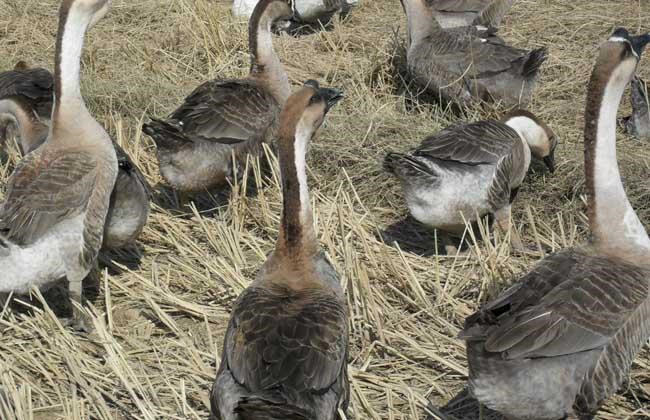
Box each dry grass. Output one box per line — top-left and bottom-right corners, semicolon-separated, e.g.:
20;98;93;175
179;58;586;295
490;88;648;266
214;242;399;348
0;0;650;418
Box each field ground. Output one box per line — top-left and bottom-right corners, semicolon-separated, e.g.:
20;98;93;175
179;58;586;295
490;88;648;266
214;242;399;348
1;0;650;418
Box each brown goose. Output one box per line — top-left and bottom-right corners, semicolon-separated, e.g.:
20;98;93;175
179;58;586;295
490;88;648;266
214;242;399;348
0;70;150;250
400;0;547;107
0;0;117;331
384;109;556;254
459;29;650;419
143;0;293;205
210;81;348;420
428;0;516;30
623;76;650;139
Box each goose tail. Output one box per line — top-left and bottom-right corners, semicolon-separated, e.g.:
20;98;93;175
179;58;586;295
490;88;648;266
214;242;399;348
142;117;188;150
234;397;310;420
522;47;548;78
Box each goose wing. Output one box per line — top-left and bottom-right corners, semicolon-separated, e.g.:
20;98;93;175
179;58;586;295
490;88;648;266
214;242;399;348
162;79;279;145
463;250;649;359
112;141;153;198
472;0;516;28
0;149;98;245
415;120;519;165
0;66;53;119
224;285;348;397
436;38;533;78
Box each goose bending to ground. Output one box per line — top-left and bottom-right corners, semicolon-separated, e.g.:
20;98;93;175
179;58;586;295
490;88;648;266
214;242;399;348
143;0;293;206
428;0;516;30
623;76;650;139
233;0;357;25
384;109;556;254
400;0;547;107
0;0;117;331
211;81;348;420
0;67;150;250
459;29;650;419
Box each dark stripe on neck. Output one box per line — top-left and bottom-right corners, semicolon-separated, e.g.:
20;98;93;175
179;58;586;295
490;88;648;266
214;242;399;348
248;0;277;74
54;0;74;115
278;134;304;251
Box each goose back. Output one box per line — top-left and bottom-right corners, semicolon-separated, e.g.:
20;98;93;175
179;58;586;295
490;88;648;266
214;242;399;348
0;63;53;120
427;0;516;29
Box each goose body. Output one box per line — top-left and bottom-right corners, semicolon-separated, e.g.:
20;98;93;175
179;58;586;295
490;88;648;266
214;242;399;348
0;0;117;330
143;0;293;199
0;66;150;250
233;0;357;23
385;110;555;251
428;0;516;30
459;29;650;419
401;0;547;106
211;81;348;420
624;76;650;139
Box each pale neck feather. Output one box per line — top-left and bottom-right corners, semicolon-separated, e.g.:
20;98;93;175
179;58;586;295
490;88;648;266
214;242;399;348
590;60;650;258
402;0;437;48
251;14;290;105
294;121;313;228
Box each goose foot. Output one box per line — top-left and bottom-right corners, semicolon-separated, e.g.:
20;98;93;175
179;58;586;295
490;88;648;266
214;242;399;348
61;312;92;333
63;275;92;333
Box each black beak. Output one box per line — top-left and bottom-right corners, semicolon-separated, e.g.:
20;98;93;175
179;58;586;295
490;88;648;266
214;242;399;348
543;154;555;173
630;33;650;58
319;88;344;111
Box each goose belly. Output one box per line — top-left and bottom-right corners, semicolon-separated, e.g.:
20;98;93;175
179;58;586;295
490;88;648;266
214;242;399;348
0;214;85;294
158;141;234;192
404;167;492;233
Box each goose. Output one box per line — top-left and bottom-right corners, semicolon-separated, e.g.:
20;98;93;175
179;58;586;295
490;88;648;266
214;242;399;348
458;29;650;419
210;80;348;420
0;0;117;331
623;76;650;139
400;0;547;107
233;0;357;25
0;68;150;250
143;0;293;206
384;109;556;254
428;0;516;30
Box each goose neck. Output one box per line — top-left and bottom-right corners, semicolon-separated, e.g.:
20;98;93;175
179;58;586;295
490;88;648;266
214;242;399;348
585;57;650;260
0;99;48;154
402;0;438;48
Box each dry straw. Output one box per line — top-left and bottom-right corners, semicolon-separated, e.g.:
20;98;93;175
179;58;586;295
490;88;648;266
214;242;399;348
0;0;649;418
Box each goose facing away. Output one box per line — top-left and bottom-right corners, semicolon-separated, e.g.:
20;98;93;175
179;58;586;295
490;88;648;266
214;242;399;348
384;109;556;253
427;0;516;30
400;0;547;107
211;81;348;420
623;76;650;139
0;0;117;331
459;29;650;419
0;67;150;250
143;0;293;204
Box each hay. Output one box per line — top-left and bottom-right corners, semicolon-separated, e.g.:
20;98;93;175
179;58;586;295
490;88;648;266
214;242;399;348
0;0;649;418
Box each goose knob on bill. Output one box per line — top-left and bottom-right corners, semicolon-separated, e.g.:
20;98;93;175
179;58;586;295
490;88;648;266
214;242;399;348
210;81;349;420
0;0;117;332
458;28;650;420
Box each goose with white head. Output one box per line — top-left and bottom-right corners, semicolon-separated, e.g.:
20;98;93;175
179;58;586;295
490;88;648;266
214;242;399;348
143;0;293;206
0;0;117;332
459;28;650;419
400;0;547;106
0;65;150;250
211;80;348;420
384;109;556;254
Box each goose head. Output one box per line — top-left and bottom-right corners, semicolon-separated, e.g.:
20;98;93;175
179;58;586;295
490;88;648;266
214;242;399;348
502;109;557;172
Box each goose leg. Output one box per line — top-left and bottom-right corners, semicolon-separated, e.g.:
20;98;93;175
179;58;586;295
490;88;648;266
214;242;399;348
494;205;526;253
62;272;91;333
177;191;189;208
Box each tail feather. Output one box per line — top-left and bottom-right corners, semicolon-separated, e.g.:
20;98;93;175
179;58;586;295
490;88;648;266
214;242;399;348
521;47;548;78
234;397;310;420
142;117;189;150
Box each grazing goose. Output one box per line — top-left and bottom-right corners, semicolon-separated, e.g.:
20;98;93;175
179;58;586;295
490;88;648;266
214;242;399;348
400;0;547;107
623;76;650;139
0;0;117;331
459;29;650;420
0;76;150;250
428;0;516;30
384;109;556;254
233;0;357;25
143;0;293;205
211;81;348;420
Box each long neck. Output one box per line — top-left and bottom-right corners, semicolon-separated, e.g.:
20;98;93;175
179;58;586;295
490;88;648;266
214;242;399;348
402;0;438;48
0;99;48;154
53;3;93;125
585;59;650;261
249;8;290;105
276;126;317;257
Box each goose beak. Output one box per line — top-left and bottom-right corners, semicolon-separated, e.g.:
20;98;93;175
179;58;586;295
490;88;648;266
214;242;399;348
320;88;344;112
543;154;555;173
630;33;650;58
